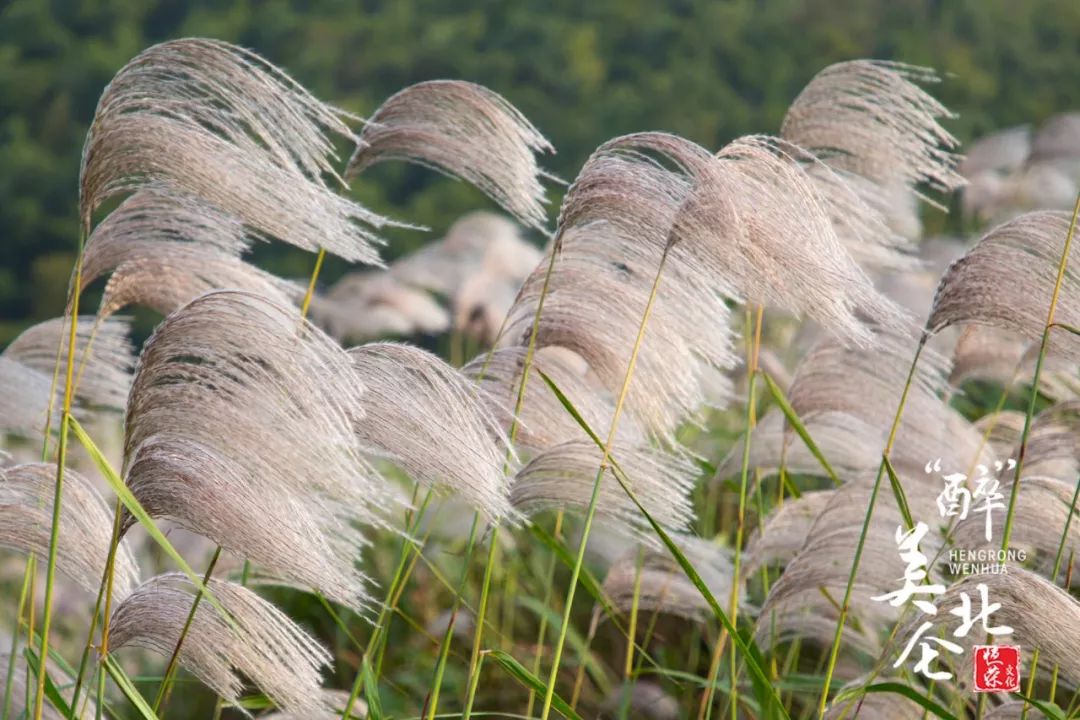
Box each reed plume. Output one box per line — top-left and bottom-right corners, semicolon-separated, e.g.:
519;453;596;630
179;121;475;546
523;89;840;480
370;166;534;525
723;332;992;480
781;60;963;204
897;569;1080;686
108;573;333;717
80;38;389;262
951;474;1080;584
0;463;139;600
310;271;449;342
122;290;399;609
602;537;734;622
80;190;301;317
759;485;945;657
928;211;1080;361
510;440;697;540
347;80;554;229
0;316;132;437
349;342;515;521
465;346;646;453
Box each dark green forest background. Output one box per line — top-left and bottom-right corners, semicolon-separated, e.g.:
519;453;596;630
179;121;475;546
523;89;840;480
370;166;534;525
2;0;1079;343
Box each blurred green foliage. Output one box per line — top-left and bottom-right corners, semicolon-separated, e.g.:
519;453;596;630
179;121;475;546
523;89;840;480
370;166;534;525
2;0;1080;343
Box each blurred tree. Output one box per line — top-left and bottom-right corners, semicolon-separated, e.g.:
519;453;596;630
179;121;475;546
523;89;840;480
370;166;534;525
1;0;1079;341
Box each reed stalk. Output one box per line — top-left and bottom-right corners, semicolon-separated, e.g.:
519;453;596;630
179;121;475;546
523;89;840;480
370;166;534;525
816;335;928;717
539;244;672;720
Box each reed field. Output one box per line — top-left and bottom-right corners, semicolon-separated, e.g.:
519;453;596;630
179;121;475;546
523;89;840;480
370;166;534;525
3;27;1080;720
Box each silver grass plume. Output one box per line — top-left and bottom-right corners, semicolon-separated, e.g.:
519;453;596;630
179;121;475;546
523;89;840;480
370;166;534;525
949;325;1080;400
123;290;399;609
722;332;993;480
108;573;332;717
4;315;133;410
781;60;963;205
745;490;835;575
0;316;132;437
348;342;515;521
928;211;1080;362
1021;401;1080;478
974;410;1028;460
569;131;908;345
0;463;139;600
503;223;736;439
599;682;679;720
824;689;923;720
80;38;388;263
759;484;945;656
80;190;301;317
464;345;647;453
390;211;532;296
309;272;449;342
715;410;882;481
951;475;1080;585
898;569;1080;686
670;134;911;346
510;440;697;542
981;701;1046;720
601;537;734;623
347;80;554;229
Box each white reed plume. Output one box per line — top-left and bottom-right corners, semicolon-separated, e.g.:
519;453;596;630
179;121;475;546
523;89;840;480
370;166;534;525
348;80;554;229
349;342;515;521
109;573;333;717
122;290;401;610
80;38;389;262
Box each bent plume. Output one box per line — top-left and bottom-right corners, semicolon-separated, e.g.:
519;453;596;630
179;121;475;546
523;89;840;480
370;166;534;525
122;290;400;610
80;38;389;263
348;80;555;230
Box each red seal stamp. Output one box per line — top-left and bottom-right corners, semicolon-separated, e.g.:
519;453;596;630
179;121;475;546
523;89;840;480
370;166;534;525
972;645;1020;692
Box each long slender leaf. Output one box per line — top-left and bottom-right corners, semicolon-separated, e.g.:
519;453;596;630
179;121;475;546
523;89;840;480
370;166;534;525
68;416;233;623
21;648;72;720
837;682;957;720
362;657;383;720
487;650;582;720
882;455;915;530
759;370;840;487
104;656;159;720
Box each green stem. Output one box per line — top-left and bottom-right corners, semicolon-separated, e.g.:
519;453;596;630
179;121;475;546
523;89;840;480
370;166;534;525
1;552;34;720
34;226;86;720
540;244;671;720
1001;193;1080;551
459;243;562;718
816;336;927;717
525;512;564;717
154;547;222;715
425;516;480;720
462;527;499;718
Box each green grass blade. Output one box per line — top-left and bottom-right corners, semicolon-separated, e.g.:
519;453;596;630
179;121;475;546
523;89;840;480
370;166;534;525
536;369;790;719
882;455;915;531
21;648;71;720
1010;691;1067;719
839;683;957;720
104;656;159;720
362;657;383;720
515;597;611;696
759;371;840;486
488;650;582;720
